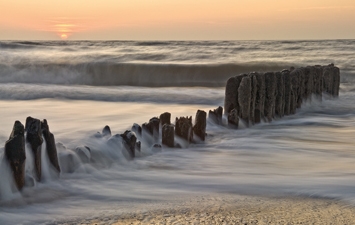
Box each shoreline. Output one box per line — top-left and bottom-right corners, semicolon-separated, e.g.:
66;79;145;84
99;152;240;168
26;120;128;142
56;193;355;225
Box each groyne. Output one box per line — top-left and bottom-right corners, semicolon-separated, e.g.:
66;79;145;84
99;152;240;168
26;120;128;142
224;64;340;126
1;64;340;195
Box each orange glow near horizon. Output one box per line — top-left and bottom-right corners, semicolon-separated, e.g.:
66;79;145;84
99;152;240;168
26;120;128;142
60;34;68;40
0;0;354;40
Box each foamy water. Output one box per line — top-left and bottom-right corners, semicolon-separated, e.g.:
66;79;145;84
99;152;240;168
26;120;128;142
1;40;355;224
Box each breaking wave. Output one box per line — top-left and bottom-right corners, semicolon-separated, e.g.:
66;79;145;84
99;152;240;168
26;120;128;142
0;62;294;87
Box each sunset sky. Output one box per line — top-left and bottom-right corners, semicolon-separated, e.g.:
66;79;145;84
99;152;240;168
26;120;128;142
0;0;354;40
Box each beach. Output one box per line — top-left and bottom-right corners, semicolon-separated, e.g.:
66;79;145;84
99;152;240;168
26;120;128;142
57;193;355;225
1;40;355;224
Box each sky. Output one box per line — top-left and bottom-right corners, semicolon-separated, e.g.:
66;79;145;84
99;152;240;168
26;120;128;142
0;0;354;40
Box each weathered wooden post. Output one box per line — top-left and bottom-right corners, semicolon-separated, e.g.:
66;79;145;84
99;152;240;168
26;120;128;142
296;68;305;108
254;72;265;123
162;124;175;147
5;121;26;190
193;110;207;141
264;72;277;122
41;119;61;175
249;73;258;125
283;69;292;115
228;108;239;128
208;106;223;125
302;66;314;101
120;130;137;159
224;76;238;114
290;69;299;114
175;116;193;143
238;76;251;125
275;71;285;117
142;117;160;143
25;117;43;181
102;125;111;137
159;112;171;126
314;65;323;99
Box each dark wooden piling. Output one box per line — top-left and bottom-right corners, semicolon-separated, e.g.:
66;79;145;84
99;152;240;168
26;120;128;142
228;108;239;128
314;65;323;99
175;116;193;143
132;123;142;136
254;72;265;123
275;71;285;117
142;117;160;142
283;70;292;115
159;112;171;126
322;64;335;96
264;72;277;122
120;130;137;158
102;125;112;137
208;106;223;125
5;121;26;190
332;66;340;96
289;69;299;114
303;66;314;101
193;110;207;141
162;124;175;147
41;119;61;175
25;117;43;181
249;73;258;125
238;76;251;125
224;76;238;114
296;68;305;108
224;75;247;115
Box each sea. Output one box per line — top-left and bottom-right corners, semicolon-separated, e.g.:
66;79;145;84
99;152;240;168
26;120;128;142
0;40;355;224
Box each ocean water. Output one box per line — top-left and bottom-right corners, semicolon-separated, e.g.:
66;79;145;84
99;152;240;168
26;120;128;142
1;40;355;224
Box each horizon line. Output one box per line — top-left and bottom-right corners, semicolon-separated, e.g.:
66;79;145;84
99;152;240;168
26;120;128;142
1;38;354;42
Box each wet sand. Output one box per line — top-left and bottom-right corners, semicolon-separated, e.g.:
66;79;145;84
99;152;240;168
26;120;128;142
59;194;355;225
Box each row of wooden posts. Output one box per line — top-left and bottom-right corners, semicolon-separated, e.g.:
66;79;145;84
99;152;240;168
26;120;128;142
3;64;340;192
4;117;60;191
224;64;340;127
3;111;210;191
132;110;208;148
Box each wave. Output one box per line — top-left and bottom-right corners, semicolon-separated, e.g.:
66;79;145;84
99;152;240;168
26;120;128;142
2;40;355;87
0;84;225;104
0;62;294;87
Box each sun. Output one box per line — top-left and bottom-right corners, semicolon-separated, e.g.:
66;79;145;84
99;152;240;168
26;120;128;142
60;34;68;40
